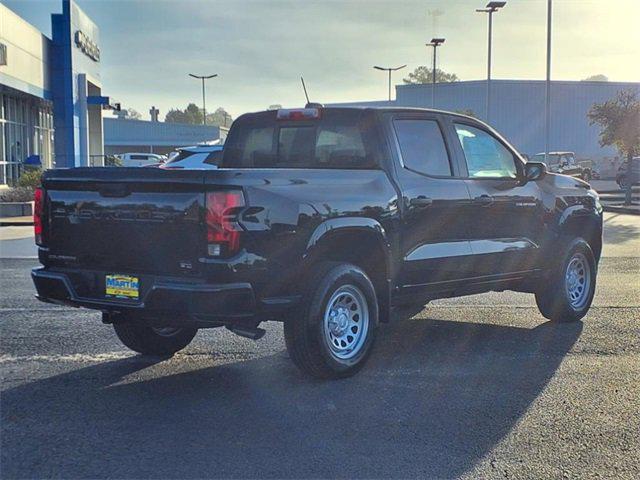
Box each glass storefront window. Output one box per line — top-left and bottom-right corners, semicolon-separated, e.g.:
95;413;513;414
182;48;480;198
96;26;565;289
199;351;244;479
0;88;53;185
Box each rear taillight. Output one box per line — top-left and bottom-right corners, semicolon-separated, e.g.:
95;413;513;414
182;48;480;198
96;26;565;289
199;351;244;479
205;191;245;257
34;187;44;246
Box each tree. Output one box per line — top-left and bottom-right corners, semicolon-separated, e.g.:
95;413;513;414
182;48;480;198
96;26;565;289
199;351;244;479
165;103;203;125
588;89;640;205
205;107;233;127
582;74;609;82
403;67;459;84
126;108;142;120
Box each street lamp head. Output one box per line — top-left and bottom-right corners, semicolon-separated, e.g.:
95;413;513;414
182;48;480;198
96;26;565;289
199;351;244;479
428;38;445;47
374;65;407;72
486;1;506;10
188;73;218;79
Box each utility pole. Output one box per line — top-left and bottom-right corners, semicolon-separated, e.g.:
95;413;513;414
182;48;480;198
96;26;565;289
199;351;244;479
188;73;218;125
426;38;445;108
476;2;506;122
373;65;407;101
545;0;552;163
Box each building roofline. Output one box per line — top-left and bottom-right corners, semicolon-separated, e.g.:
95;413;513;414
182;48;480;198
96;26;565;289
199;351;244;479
398;79;640;88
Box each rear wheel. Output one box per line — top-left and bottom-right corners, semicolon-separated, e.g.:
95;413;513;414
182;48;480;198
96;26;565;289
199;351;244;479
284;262;379;379
535;238;597;322
113;322;197;355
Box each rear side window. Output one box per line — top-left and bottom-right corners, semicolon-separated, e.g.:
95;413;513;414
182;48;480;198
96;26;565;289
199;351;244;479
130;155;150;160
222;111;374;169
393;119;452;176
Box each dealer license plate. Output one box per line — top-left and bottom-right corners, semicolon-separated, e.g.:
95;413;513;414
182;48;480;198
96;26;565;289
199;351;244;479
105;274;139;299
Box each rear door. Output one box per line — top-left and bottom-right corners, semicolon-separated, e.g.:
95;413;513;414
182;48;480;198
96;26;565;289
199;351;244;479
450;120;544;277
388;112;473;296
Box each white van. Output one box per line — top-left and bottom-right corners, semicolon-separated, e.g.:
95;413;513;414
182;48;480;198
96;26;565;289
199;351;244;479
116;153;166;167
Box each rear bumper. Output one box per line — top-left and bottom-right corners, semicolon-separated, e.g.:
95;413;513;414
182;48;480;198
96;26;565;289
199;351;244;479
31;267;290;322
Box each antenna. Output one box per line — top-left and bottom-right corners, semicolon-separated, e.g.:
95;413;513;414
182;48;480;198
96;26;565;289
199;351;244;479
301;77;310;104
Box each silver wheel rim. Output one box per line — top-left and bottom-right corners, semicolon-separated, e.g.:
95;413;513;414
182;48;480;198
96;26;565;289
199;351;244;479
565;252;591;309
151;327;181;337
323;284;369;360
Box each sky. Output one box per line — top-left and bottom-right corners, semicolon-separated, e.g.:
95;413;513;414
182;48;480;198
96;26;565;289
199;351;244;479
4;0;640;120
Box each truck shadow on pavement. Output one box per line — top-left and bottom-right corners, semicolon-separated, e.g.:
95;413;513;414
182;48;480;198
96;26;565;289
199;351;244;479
1;315;582;479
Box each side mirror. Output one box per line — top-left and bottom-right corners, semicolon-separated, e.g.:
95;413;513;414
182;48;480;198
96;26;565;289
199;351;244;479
524;161;547;182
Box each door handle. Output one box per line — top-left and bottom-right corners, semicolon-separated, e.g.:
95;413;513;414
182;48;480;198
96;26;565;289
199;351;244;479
473;194;494;206
410;196;433;208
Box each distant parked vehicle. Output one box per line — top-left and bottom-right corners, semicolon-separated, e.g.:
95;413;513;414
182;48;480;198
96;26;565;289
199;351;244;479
116;153;166;167
616;157;640;189
531;151;592;181
160;144;223;170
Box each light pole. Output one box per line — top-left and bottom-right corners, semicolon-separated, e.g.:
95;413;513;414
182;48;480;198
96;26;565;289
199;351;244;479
188;73;218;125
544;0;552;163
373;65;407;101
476;1;506;122
426;38;445;108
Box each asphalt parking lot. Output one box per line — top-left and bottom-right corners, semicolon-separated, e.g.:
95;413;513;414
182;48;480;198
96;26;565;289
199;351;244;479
1;213;638;479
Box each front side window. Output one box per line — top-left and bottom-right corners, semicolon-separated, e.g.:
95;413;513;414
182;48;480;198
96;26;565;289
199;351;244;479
454;124;518;178
393;119;452;176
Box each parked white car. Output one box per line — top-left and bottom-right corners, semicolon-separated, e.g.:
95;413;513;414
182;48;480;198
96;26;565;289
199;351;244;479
160;144;223;169
116;153;166;167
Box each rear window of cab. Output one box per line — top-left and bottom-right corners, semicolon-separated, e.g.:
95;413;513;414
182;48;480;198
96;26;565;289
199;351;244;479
221;110;377;169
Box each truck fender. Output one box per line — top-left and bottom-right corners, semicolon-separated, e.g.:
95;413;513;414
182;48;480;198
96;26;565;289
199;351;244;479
303;217;393;321
304;217;391;261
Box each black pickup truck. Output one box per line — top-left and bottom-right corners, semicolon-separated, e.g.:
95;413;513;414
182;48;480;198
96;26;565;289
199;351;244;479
32;107;603;378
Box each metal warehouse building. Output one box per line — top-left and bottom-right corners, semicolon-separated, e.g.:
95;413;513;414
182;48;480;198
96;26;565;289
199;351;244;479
336;79;640;170
103;118;226;156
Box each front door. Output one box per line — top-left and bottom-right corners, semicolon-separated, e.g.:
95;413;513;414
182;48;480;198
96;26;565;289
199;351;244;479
389;114;473;296
450;121;544;277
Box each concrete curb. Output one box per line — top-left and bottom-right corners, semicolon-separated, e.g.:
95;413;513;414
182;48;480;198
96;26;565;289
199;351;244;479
0;221;34;226
602;205;640;216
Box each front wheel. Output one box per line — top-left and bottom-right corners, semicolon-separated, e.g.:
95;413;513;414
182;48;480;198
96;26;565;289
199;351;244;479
113;322;197;356
535;238;597;322
284;262;379;379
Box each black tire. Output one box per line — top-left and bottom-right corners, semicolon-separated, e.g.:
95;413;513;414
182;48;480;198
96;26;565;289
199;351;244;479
535;238;597;323
113;322;197;356
284;262;379;379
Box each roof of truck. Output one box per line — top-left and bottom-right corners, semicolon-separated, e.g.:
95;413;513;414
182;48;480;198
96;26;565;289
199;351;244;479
242;106;482;123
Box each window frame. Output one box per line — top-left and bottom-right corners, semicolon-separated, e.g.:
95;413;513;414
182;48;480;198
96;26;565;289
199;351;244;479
389;113;459;179
450;118;525;181
222;110;379;170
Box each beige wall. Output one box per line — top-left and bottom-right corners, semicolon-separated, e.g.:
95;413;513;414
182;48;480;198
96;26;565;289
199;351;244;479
0;4;51;95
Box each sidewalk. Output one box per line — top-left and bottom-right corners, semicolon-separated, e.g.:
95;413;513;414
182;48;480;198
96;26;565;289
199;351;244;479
598;188;640;216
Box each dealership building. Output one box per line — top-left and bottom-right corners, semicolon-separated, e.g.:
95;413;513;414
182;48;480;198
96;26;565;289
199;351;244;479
0;0;222;186
0;0;109;186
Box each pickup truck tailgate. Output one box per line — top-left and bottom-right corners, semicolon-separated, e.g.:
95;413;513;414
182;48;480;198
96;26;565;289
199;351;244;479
42;168;206;275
